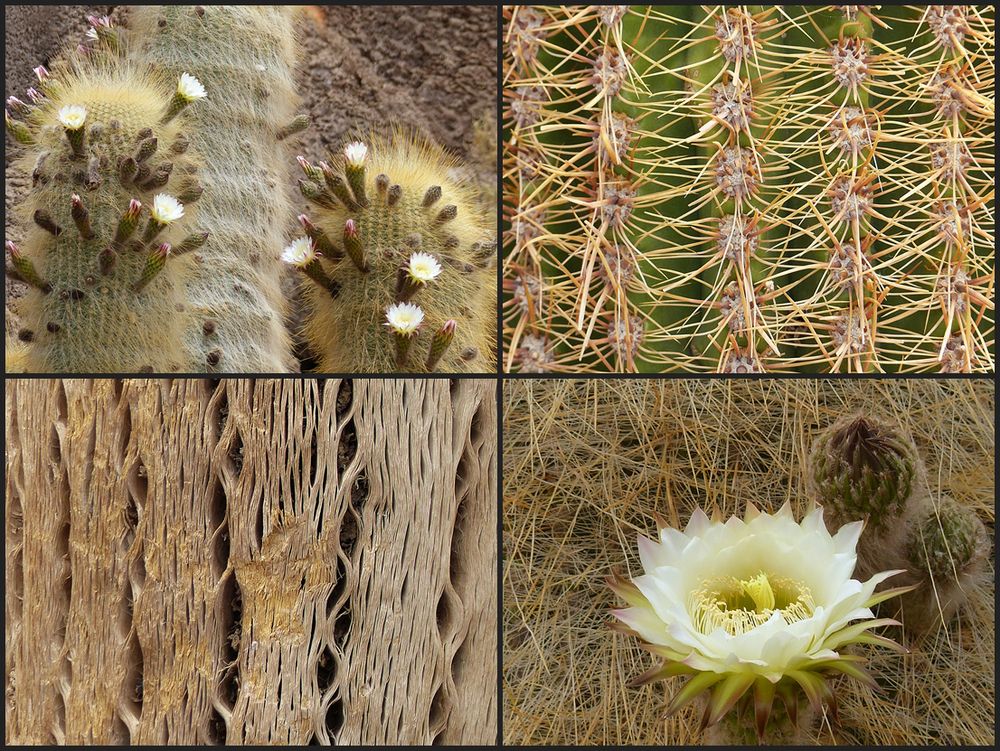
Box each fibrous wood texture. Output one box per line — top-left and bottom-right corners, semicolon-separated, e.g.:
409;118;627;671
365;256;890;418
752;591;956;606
503;378;994;746
5;378;497;745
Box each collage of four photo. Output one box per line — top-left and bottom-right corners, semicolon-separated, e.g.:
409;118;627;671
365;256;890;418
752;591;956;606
3;4;995;748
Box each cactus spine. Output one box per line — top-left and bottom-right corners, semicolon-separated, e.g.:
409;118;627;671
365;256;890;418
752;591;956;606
5;33;204;372
291;131;496;373
126;5;300;371
502;5;995;373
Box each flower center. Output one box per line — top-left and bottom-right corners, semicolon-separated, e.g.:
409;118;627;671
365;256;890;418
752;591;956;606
689;571;815;636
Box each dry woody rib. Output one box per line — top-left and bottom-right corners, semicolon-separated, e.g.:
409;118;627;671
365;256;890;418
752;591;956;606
5;378;497;745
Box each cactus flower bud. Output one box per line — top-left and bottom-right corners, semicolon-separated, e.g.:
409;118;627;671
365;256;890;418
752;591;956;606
6;96;30;118
70;194;93;239
343;141;369;207
320;162;361;211
276;114;311;141
426;319;457;370
299;179;338;210
5;110;34;144
297;155;324;182
114;199;143;246
343;219;369;273
33;66;50;82
173;231;209;256
299;214;342;260
6;240;52;293
133;243;171;292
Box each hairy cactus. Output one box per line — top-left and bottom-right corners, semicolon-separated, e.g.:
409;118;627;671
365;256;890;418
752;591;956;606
900;495;988;632
806;414;920;539
5;41;205;372
289;131;496;373
6;6;306;373
124;5;302;372
502;5;995;373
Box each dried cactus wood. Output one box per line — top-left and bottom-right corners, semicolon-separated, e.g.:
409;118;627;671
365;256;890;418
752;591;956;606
291;131;497;373
127;6;300;372
502;5;996;373
5;378;497;745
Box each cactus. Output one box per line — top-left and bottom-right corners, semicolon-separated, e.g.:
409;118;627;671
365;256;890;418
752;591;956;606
806;413;920;558
900;495;988;632
289;131;496;373
502;5;995;373
5;39;205;372
125;5;301;372
6;6;305;372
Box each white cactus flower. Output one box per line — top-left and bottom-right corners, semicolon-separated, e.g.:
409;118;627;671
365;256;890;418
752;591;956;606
610;503;911;735
150;194;185;224
57;105;87;130
407;252;442;283
344;141;368;166
384;302;424;336
282;237;316;267
176;73;207;102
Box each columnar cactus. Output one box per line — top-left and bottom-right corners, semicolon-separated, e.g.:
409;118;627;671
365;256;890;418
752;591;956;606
124;5;303;371
502;5;995;373
5;27;206;372
289;131;496;373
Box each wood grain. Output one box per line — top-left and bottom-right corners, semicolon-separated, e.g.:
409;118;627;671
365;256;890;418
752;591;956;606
5;378;497;745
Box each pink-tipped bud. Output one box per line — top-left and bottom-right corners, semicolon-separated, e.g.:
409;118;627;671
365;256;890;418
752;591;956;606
297;155;323;181
6;96;29;117
426;319;458;370
70;193;93;240
125;198;142;220
34;66;49;82
26;88;45;104
343;219;368;273
6;240;52;293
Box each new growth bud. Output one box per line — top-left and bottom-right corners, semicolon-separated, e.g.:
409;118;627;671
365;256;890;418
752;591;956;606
6;240;52;293
343;141;369;207
343;219;368;273
425;319;457;370
132;243;171;292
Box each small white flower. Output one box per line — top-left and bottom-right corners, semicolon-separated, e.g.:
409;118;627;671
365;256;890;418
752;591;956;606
385;302;424;335
57;105;87;130
176;73;207;102
151;194;184;224
282;237;316;267
407;252;442;283
344;141;368;167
